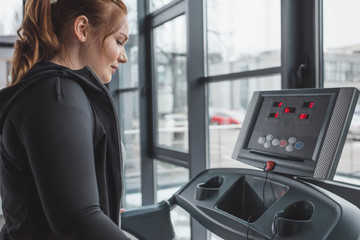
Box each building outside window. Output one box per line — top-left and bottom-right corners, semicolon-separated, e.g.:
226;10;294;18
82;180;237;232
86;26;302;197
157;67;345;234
0;0;22;36
206;0;281;76
149;0;174;12
208;76;281;171
154;15;189;152
323;0;360;185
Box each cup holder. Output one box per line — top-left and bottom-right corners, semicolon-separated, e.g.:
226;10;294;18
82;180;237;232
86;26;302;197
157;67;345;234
272;201;314;237
217;176;288;223
195;176;224;201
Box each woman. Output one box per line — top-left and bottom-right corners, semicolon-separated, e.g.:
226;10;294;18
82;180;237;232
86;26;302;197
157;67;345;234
0;0;131;239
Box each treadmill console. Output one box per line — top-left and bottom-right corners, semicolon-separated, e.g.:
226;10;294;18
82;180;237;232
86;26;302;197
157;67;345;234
232;88;359;179
122;88;360;240
173;88;360;240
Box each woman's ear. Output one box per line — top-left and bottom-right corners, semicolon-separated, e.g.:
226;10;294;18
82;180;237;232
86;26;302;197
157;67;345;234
73;15;90;42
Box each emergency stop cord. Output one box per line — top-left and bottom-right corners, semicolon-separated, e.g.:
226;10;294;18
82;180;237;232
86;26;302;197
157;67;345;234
246;161;276;240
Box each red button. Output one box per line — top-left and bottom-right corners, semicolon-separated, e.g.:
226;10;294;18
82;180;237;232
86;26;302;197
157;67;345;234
279;140;287;147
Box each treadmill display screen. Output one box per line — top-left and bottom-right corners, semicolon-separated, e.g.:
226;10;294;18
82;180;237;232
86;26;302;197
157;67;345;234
246;95;331;161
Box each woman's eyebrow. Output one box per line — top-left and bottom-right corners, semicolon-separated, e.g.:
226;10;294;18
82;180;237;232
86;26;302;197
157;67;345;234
120;33;129;42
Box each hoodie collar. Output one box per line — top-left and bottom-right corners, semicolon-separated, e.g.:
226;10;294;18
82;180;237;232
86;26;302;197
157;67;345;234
0;61;106;134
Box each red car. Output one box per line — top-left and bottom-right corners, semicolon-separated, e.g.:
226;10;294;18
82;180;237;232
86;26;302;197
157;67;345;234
210;111;244;125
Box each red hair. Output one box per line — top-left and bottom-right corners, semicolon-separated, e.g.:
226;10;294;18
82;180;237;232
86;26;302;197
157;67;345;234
10;0;127;85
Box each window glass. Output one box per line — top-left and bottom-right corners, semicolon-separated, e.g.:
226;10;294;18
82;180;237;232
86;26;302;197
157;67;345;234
323;0;360;184
208;75;281;169
154;15;188;151
120;92;142;209
149;0;174;12
119;0;139;89
0;0;22;36
117;0;141;210
206;0;281;76
0;61;10;89
155;160;190;239
0;0;22;88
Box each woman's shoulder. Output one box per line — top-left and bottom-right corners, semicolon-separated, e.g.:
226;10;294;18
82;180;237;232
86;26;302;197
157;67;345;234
20;61;101;100
21;73;87;103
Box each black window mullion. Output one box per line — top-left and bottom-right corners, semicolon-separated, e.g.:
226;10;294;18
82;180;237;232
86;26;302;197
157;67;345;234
203;67;282;83
152;147;189;168
150;0;186;28
187;0;208;239
138;0;156;205
281;0;319;89
115;87;139;94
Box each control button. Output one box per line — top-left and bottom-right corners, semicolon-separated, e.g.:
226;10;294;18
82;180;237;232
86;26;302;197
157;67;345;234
264;142;271;148
295;142;304;149
258;137;266;144
288;137;297;144
279;140;287;147
266;134;274;141
272;139;280;146
286;145;294;152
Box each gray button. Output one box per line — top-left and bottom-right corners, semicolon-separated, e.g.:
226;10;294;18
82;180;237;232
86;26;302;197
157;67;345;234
272;139;280;146
286;145;294;152
258;137;266;144
266;134;274;141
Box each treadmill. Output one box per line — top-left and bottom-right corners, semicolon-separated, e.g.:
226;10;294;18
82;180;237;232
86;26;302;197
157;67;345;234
121;87;360;240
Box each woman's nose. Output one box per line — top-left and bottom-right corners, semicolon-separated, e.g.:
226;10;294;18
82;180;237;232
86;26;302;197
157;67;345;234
118;50;128;63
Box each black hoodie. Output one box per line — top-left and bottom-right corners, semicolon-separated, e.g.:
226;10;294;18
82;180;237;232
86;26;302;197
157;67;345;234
0;61;129;239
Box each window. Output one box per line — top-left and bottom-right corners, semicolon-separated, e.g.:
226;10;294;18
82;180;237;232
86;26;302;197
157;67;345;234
0;61;10;89
205;0;282;169
120;0;139;89
155;160;190;240
323;0;360;184
154;15;188;152
206;0;281;76
149;0;175;12
121;92;141;209
0;0;22;36
208;76;281;168
117;0;142;209
0;0;22;89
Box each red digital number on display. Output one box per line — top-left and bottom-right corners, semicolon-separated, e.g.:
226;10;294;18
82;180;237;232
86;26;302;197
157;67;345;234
299;114;309;120
273;102;283;107
303;102;314;108
269;113;279;118
284;107;296;113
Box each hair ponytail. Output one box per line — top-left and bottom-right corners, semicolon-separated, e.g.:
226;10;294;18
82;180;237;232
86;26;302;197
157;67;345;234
10;0;61;85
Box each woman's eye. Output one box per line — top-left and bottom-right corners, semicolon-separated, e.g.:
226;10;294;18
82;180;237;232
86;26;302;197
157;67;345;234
116;40;123;46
